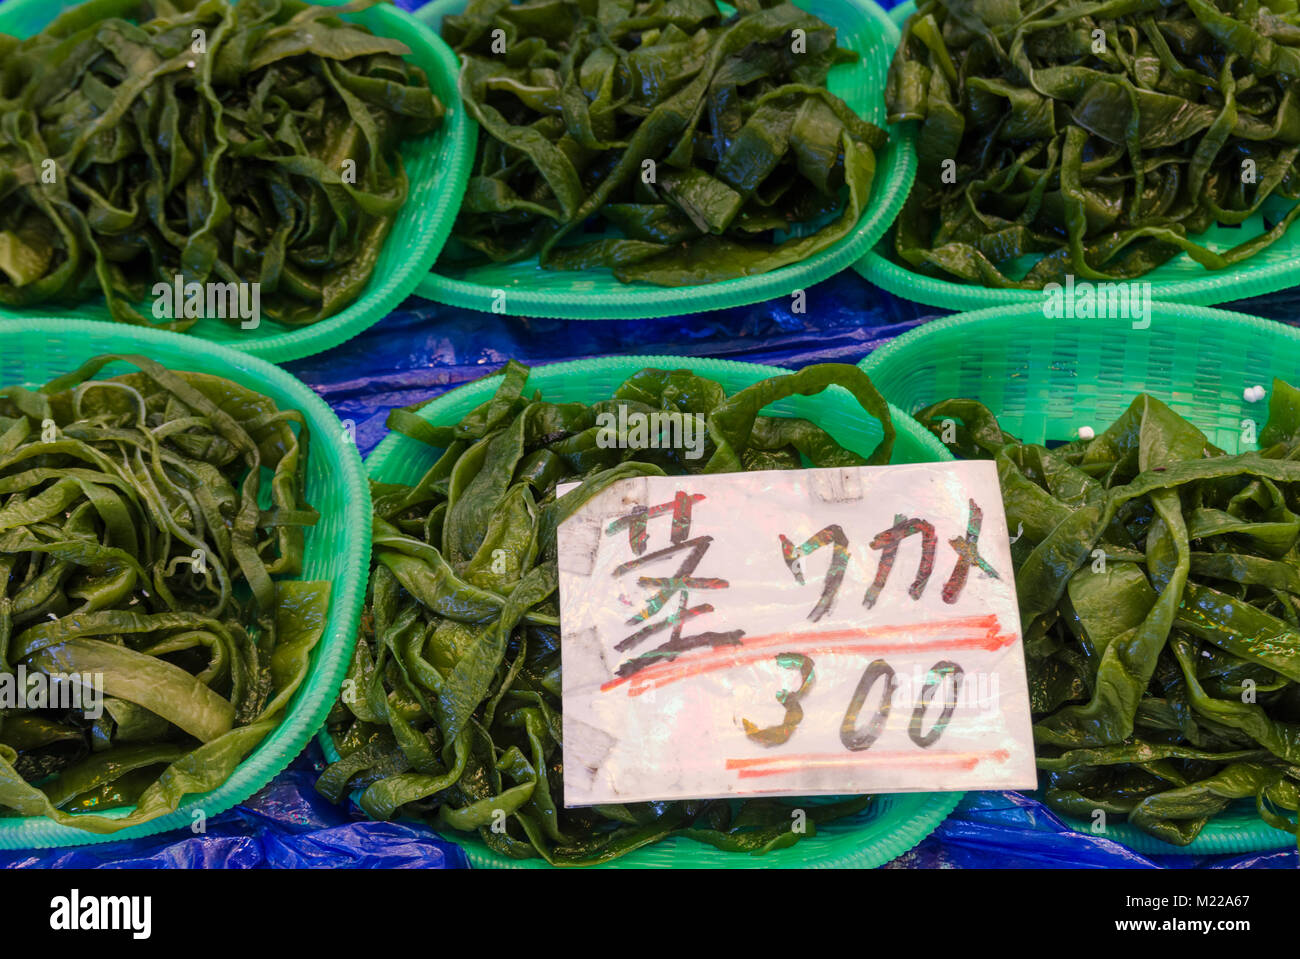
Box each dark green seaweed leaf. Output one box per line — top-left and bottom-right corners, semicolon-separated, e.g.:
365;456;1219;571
319;360;891;864
438;0;885;284
886;0;1300;287
0;354;329;832
918;387;1300;847
0;0;442;329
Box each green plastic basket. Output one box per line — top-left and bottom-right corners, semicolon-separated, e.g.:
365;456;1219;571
853;0;1300;313
860;301;1300;854
1076;803;1295;856
0;0;475;364
411;0;917;319
0;318;371;849
319;354;960;868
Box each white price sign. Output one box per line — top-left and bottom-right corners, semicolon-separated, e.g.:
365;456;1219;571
557;461;1037;806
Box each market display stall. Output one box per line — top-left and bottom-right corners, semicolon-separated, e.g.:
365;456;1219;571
0;0;1296;871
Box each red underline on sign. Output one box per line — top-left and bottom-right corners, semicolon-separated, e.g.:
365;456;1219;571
723;749;1012;779
599;615;1016;697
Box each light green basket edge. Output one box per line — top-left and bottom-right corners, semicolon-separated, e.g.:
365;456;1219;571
410;0;919;319
447;792;965;869
852;0;1300;313
859;299;1300;856
0;0;477;365
317;353;961;868
1061;811;1297;856
0;317;372;849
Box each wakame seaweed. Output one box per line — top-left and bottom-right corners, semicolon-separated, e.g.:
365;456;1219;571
0;0;442;329
437;0;887;285
0;354;329;831
886;0;1300;287
318;360;896;864
918;388;1300;847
